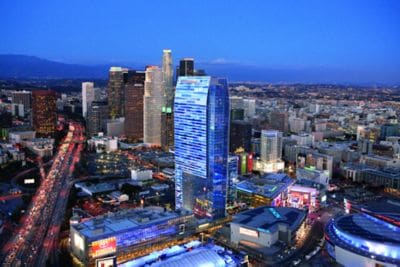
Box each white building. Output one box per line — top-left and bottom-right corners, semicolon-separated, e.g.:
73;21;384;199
9;131;36;144
243;99;256;119
291;133;314;147
82;82;95;118
144;66;164;145
261;130;282;162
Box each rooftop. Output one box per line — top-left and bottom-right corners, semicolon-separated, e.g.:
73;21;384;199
236;173;294;199
233;206;306;234
72;207;179;240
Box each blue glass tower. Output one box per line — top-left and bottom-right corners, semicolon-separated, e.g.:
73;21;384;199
174;76;230;219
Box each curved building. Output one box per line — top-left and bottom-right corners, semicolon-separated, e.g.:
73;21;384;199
174;76;230;219
325;212;400;267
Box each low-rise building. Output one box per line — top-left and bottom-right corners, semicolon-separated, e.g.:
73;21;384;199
70;207;194;264
231;206;306;248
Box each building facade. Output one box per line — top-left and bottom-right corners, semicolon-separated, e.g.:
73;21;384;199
32;90;57;137
161;49;174;150
144;66;164;145
82;82;95;118
174;76;230;219
87;101;108;136
108;67;127;119
261;130;283;162
124;70;145;142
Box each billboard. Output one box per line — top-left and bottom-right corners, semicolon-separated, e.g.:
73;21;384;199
95;256;116;267
239;227;258;238
91;237;117;258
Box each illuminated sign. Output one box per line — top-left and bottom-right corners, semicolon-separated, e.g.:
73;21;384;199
95;256;116;267
239;227;259;238
24;178;35;184
91;237;117;258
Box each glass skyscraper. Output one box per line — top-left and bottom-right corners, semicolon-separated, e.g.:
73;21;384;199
174;76;230;219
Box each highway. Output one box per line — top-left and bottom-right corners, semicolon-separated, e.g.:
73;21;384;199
1;122;84;266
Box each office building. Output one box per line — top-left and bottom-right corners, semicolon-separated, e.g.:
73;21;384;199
174;76;230;219
144;66;164;145
106;117;125;137
270;111;289;133
108;67;128;119
261;130;282;162
178;58;194;77
82;82;95;118
11;90;31;111
380;124;399;140
243;99;256;119
32;90;57;137
87;101;108;136
124;70;145;142
161;49;174;150
230;120;252;152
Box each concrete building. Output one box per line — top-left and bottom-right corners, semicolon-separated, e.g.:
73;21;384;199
231;206;306;248
82;82;95;118
144;66;164;145
124;70;145;142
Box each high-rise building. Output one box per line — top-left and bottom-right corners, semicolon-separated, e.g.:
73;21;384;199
32;90;57;137
108;67;128;119
261;130;283;162
175;76;230;219
243;99;256;119
178;58;194;77
161;49;174;150
124;70;145;142
82;82;95;118
230;120;252;152
11;90;31;111
270;111;289;133
87;101;108;136
144;66;164;145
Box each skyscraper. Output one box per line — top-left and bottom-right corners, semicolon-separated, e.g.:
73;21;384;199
32;90;57;137
87;101;108;136
175;76;230;219
143;66;164;145
108;67;128;119
179;58;194;77
261;130;283;162
161;49;174;150
82;82;95;118
124;70;145;142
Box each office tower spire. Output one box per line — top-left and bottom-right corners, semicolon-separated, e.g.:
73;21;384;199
161;49;174;150
174;76;230;219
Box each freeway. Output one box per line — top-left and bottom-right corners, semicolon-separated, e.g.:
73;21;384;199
1;122;84;266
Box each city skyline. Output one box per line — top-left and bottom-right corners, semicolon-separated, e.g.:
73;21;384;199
1;1;400;84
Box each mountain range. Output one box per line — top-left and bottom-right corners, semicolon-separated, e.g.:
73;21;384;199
0;54;398;85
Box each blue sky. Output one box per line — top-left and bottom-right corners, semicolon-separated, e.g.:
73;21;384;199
1;0;399;83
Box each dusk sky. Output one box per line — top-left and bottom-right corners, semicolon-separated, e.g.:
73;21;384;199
1;0;399;83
